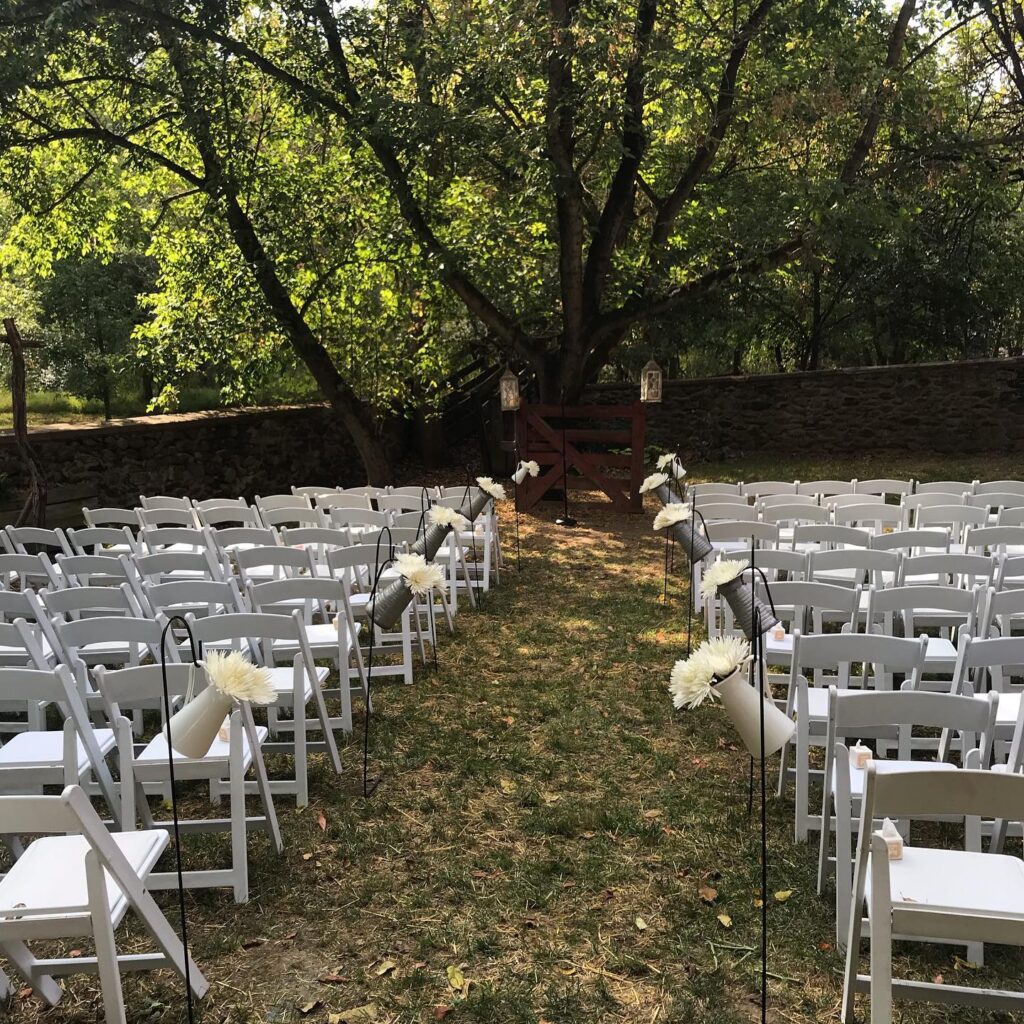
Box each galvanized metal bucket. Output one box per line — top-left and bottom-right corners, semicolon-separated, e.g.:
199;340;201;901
365;577;414;630
719;574;779;639
669;517;714;563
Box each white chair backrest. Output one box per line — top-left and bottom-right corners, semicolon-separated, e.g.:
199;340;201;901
704;521;779;547
0;552;55;590
291;485;343;498
903;493;967;518
137;507;196;529
832;503;906;532
830;492;884;509
139;526;209;554
976;479;1024;495
259;506;325;529
758;493;819;509
759;503;830;526
792;630;927;689
142;578;246;619
761;580;861;633
234;544;314;584
254;494;312;512
389;486;436;499
901;553;995;588
808;547;900;588
915;480;977;495
870;529;950;554
140;494;192;511
54;553;131;588
131;549;223;584
964;526;1024;555
40;582;141;619
206;526;280;552
966;491;1024;512
691;491;749;507
3;526;73;558
377;494;432;513
951;633;1024;695
689;481;742;496
856;478;913;500
745;547;807;580
82;506;139;528
192;496;247;511
196;504;261;528
327;507;391;530
866;584;979;639
793;524;870;551
915;504;987;537
314;493;373;512
740;480;798;498
67;526;135;556
797;479;856;498
699;502;758;522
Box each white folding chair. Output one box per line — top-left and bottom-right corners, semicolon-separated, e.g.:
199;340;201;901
782;631;928;841
0;665;125;829
841;768;1024;1023
809;547;899;589
799;479;857;498
94;662;282;903
247;576;366;734
0;785;209;1021
254;494;312;512
870;529;950;557
977;480;1024;496
741;480;798;498
792;524;870;556
819;687;995;945
185;611;341;806
258;506;325;530
67;527;135;558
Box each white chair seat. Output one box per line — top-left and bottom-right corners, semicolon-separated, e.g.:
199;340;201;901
138;725;268;766
762;633;795;658
0;729;115;775
266;666;323;699
831;758;956;798
922;636;957;663
0;830;167;924
293;622;360;650
865;846;1024;920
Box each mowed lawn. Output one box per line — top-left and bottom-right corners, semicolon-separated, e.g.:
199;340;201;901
7;454;1024;1024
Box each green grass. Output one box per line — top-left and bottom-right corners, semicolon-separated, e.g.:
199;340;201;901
4;460;1024;1023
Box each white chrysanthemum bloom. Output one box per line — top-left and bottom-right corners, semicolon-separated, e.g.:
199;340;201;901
653;503;691;531
668;636;751;710
639;471;668;494
656;452;677;471
523;460;540;477
476;476;507;501
699;559;747;602
204;651;276;705
669;650;717;709
701;635;752;680
428;505;468;530
395;552;446;595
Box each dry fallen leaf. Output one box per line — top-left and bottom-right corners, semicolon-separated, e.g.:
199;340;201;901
499;778;517;794
375;959;397;977
933;974;944;985
298;1000;321;1016
317;811;327;831
327;1004;377;1024
318;973;348;985
446;964;468;993
17;987;33;1000
642;808;663;819
717;913;733;929
774;889;793;903
302;852;313;861
635;916;648;931
433;1007;454;1021
241;937;267;949
699;886;718;903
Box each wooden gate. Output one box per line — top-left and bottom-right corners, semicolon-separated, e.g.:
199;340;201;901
513;403;646;513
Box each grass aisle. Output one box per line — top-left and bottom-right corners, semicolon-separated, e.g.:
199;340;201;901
9;488;1024;1023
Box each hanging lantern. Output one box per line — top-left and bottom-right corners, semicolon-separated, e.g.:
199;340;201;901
640;360;663;403
499;368;521;411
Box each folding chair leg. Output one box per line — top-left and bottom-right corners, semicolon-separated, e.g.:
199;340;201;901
1;940;64;1006
244;711;283;855
87;850;127;1024
817;791;832;895
868;838;893;1024
229;719;249;904
0;964;13;1000
306;664;342;775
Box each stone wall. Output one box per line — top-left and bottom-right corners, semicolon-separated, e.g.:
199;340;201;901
586;357;1024;459
0;404;363;526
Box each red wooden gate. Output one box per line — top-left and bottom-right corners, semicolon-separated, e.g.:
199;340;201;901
513;403;646;513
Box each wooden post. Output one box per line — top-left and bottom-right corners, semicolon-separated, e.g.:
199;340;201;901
2;319;46;526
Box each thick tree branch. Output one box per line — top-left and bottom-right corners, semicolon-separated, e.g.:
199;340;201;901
582;0;658;318
546;0;586;354
651;0;776;248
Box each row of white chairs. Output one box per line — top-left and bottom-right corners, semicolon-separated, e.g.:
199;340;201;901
0;482;503;1019
691;477;1024;500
